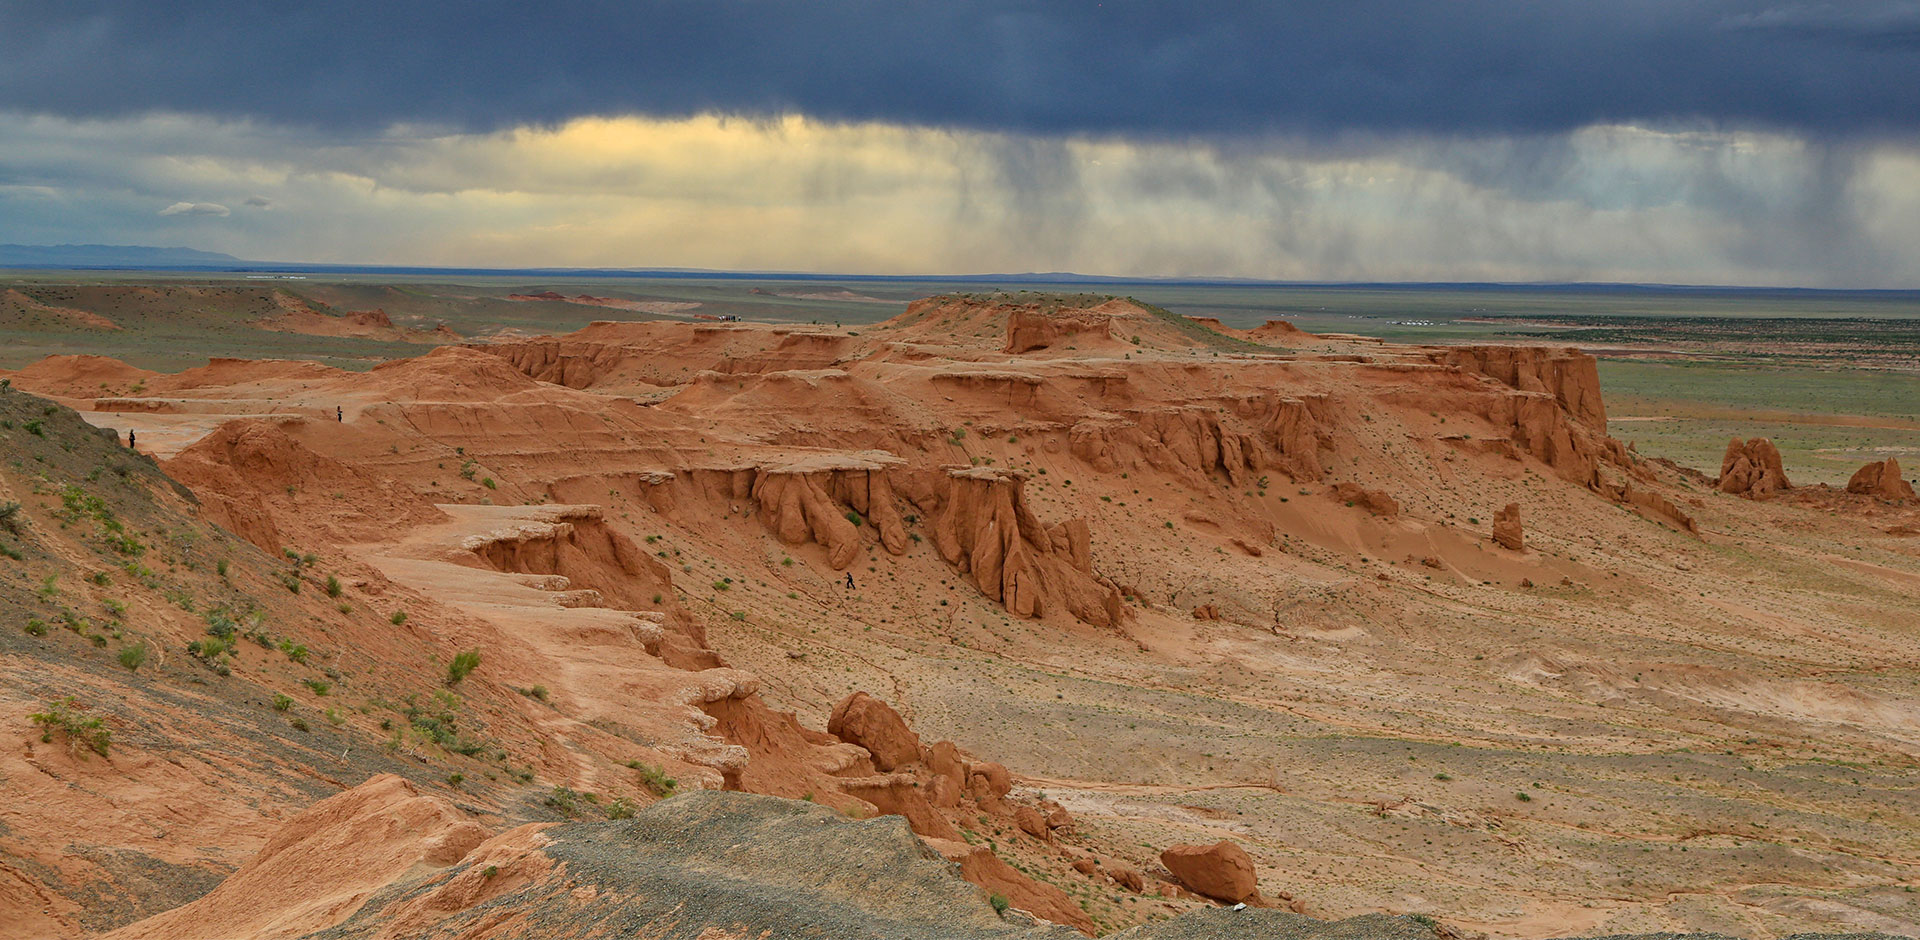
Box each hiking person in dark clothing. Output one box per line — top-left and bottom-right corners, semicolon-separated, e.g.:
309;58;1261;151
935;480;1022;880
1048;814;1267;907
844;573;855;590
336;405;343;422
127;430;136;449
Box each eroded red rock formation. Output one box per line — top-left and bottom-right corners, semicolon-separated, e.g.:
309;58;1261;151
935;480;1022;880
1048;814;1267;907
917;467;1127;627
1847;458;1916;500
1719;438;1791;498
1493;503;1524;550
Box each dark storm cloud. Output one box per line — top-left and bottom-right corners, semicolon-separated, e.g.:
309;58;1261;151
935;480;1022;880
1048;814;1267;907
3;1;1918;139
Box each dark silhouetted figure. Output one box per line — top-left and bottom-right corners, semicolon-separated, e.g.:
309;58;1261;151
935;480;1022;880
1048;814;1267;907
844;573;855;590
127;430;136;449
336;405;343;422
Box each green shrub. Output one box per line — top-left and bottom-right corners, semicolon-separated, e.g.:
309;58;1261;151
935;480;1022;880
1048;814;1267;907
0;501;21;534
305;678;331;696
989;894;1010;915
606;797;636;820
271;693;294;712
117;643;148;671
545;785;581;816
324;575;342;598
278;638;309;663
447;649;481;684
290;716;310;732
390;611;408;625
520;684;550;702
628;761;676;797
30;698;110;757
844;510;864;527
190;634;233;660
481;477;496;490
24;618;47;636
216;558;229;577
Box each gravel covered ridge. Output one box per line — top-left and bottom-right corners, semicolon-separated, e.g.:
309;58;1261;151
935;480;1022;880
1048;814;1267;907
312;791;1916;940
316;789;1079;940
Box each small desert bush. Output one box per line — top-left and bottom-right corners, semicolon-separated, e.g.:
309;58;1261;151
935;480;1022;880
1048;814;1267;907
117;643;147;672
545;785;581;817
627;760;677;797
446;649;481;685
30;698;110;757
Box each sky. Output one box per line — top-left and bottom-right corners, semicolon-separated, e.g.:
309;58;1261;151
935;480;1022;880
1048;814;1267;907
3;1;1919;286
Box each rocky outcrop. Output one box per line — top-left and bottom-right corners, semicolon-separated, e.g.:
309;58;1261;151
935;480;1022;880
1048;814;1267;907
1005;306;1119;353
1160;840;1264;906
914;467;1127;626
1069;396;1329;485
750;453;909;567
477;337;636;389
1719;438;1791;498
1619;482;1699;534
1330;482;1398;518
102;775;490;940
927;838;1097;933
1492;503;1523;550
462;506;684;616
828;692;923;771
1444;345;1606;429
1847;458;1916;500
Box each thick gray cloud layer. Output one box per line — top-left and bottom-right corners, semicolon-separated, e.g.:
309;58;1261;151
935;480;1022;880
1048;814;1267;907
4;1;1919;138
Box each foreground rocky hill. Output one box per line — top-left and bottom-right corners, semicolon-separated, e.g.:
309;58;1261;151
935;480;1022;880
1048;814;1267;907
5;293;1920;938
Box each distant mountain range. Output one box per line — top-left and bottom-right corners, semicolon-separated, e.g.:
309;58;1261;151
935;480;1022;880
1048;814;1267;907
0;244;244;267
2;244;1913;296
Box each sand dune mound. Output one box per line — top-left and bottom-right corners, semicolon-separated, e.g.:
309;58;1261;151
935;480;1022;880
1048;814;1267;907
165;419;447;549
365;345;548;400
164;356;350;391
2;353;159;396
